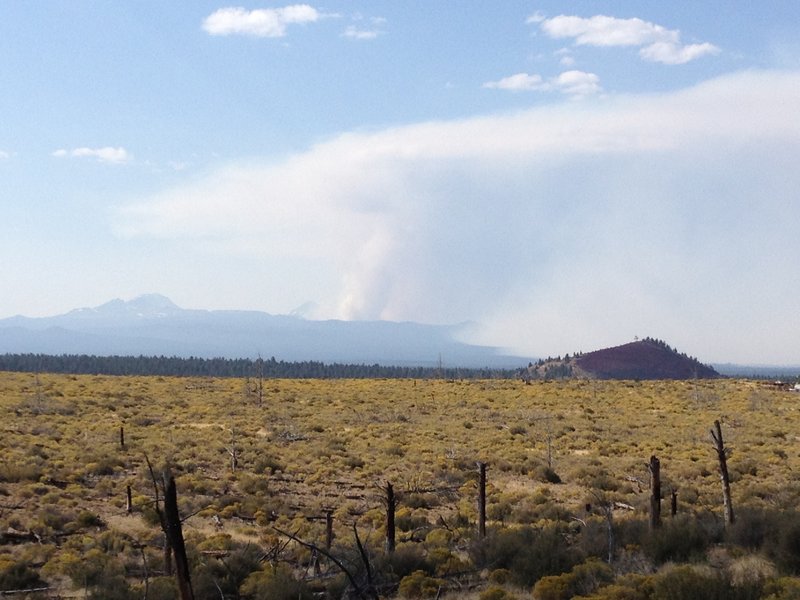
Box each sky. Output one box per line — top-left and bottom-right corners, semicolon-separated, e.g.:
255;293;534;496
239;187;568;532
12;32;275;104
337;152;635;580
2;2;799;365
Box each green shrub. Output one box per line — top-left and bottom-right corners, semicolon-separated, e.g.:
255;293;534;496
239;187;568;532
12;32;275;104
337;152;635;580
33;506;74;536
75;510;104;528
570;559;615;595
404;492;441;510
644;514;721;565
0;557;44;591
726;508;800;576
577;573;656;600
728;554;776;592
489;568;512;585
651;565;731;600
397;570;445;598
238;473;270;495
775;521;800;575
479;585;517;600
533;465;562;484
0;461;42;483
532;559;613;600
133;576;176;600
343;455;366;469
382;543;431;579
471;524;581;587
52;548;134;598
427;547;467;577
191;542;262;598
762;577;800;600
239;564;312;600
83;455;124;476
727;507;782;550
395;508;430;532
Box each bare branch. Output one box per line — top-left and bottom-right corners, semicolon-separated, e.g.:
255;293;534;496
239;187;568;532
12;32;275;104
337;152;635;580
272;526;371;600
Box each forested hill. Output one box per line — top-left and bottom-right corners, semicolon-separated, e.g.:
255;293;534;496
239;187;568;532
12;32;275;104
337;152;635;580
0;353;518;380
574;338;719;380
526;338;720;380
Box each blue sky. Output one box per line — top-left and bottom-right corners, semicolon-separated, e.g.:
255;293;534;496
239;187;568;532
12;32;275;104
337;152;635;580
2;2;799;364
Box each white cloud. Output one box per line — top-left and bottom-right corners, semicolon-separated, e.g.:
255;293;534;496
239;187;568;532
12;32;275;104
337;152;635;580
534;14;719;64
52;146;131;164
640;41;721;65
553;70;601;95
202;5;320;37
555;48;576;67
342;25;380;40
483;73;544;91
541;14;675;47
484;70;600;96
526;11;546;25
342;14;385;40
117;71;800;363
0;150;9;160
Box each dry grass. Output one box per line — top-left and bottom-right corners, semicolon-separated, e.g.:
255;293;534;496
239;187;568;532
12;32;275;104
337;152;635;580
0;372;798;597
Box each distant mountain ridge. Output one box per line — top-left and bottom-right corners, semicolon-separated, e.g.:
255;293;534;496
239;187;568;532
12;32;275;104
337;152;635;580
0;294;522;368
528;338;720;380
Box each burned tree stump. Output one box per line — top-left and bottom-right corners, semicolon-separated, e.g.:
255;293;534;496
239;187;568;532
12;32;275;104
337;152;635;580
164;475;194;600
711;420;735;525
145;456;194;599
648;455;661;530
325;510;334;550
385;482;396;553
477;462;487;538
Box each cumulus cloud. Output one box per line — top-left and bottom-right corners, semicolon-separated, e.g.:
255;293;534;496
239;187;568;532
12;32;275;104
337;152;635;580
552;70;601;95
53;146;131;164
533;14;719;64
0;150;10;159
640;41;721;65
202;5;320;37
484;70;600;95
117;71;800;363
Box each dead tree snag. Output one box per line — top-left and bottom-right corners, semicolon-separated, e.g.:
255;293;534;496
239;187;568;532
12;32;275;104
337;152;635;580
325;510;334;550
711;420;735;525
477;462;487;538
163;475;194;600
385;482;396;552
145;455;194;599
648;455;661;530
226;427;239;473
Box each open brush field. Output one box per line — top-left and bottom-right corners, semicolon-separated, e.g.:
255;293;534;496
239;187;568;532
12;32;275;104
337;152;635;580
2;372;800;599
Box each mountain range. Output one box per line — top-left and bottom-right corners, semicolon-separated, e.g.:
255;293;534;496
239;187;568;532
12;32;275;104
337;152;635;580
2;295;796;377
0;294;523;368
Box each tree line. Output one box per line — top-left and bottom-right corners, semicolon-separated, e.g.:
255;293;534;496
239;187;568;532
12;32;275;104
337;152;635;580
0;353;519;380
